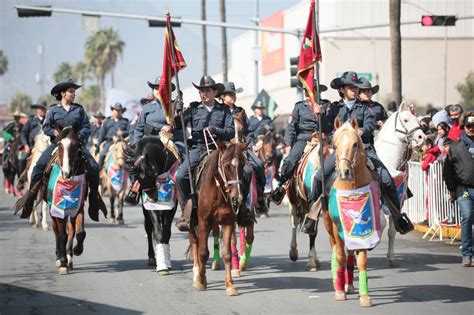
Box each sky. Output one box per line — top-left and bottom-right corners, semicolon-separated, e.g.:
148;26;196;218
0;0;300;105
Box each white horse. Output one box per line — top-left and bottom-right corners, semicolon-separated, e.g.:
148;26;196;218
375;102;426;267
27;131;51;231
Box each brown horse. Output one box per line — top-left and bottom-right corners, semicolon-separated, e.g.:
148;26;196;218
322;117;383;307
190;141;248;296
3;136;22;196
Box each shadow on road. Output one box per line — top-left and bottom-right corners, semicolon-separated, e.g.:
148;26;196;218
0;283;142;314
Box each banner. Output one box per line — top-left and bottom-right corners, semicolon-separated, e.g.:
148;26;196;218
261;11;285;75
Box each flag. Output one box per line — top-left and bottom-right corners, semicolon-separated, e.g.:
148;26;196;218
157;14;187;124
296;0;322;112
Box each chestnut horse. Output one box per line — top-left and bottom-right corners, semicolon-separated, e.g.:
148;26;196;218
323;117;385;307
190;141;248;296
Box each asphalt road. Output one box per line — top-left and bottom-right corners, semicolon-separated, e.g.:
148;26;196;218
1;179;473;315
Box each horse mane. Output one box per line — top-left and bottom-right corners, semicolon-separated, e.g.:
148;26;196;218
263;132;274;144
201;143;245;183
125;137;165;160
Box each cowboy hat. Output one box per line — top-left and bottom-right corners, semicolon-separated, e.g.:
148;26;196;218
330;71;364;90
50;79;81;97
147;76;176;91
358;77;379;94
252;100;266;110
462;111;474;127
12;110;28;118
192;75;225;94
93;111;106;119
30;102;47;110
218;82;243;97
110;103;127;113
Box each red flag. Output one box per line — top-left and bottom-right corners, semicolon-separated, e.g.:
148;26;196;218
296;0;322;112
158;15;187;124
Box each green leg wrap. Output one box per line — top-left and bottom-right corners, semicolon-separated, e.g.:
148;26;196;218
359;270;368;296
240;243;253;264
213;236;220;262
331;249;338;282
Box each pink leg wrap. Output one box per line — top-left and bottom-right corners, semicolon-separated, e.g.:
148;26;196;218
345;255;355;285
336;267;345;292
239;229;246;254
4;179;9;189
231;245;239;270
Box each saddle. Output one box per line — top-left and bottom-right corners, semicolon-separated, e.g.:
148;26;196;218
294;134;322;201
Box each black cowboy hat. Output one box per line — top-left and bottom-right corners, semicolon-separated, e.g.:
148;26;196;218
110;102;127;113
31;102;47;110
93;111;106;119
192;75;225;94
252;100;266;110
358;77;379;94
147;76;176;91
330;71;364;90
462;112;474;127
218;82;243;97
50;79;81;97
296;80;328;92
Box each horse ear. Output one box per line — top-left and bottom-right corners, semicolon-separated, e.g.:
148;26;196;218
350;117;359;129
398;101;406;112
408;103;416;116
334;117;342;129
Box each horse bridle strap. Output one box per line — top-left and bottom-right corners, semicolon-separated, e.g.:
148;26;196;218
394;112;422;143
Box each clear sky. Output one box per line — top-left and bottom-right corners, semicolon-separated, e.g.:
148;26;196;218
0;0;300;105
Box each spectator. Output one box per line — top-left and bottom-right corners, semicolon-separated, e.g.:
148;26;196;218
443;111;474;267
435;122;450;152
447;104;464;141
438;138;453;163
387;101;397;116
421;138;440;171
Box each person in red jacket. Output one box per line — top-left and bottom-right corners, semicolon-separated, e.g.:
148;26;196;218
422;138;441;171
447;104;464;141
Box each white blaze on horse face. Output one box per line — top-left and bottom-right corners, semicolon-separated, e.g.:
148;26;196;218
231;157;243;204
338;133;354;180
61;137;72;178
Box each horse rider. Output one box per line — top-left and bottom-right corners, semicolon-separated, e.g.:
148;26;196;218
358;78;388;131
270;82;329;205
303;71;413;234
2;110;27;164
89;111;105;147
95;103;129;170
128;94;153;138
247;101;276;145
125;77;177;204
20;102;47;174
174;75;235;232
219;81;268;214
17;79;107;221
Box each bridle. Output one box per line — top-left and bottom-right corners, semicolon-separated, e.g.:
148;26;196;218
390;111;423;169
334;137;360;178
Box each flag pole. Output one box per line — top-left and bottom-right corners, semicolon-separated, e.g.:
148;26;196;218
166;12;199;214
313;0;327;211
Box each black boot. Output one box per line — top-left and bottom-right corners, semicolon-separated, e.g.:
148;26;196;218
256;187;269;214
125;181;141;205
270;184;286;205
394;213;414;235
176;199;192;232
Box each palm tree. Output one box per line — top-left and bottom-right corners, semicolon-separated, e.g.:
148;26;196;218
0;50;8;76
85;28;125;105
76;85;101;112
74;61;90;87
9;92;32;113
53;62;75;83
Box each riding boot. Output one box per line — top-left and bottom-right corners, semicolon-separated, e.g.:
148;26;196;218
256;186;268;214
155;244;169;275
302;196;323;234
384;195;414;235
176;199;192;232
270;177;287;205
163;244;172;269
125;180;141;205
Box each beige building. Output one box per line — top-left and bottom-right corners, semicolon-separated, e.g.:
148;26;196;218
182;0;474;115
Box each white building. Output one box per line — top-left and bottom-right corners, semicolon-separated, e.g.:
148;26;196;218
182;0;474;116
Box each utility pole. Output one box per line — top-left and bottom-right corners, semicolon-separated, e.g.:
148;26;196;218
220;0;228;82
253;0;260;97
389;0;402;105
201;0;208;76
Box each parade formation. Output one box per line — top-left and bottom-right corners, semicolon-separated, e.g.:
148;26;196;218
1;0;473;313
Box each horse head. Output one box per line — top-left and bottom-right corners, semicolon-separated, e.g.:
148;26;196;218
56;125;79;179
232;109;246;142
112;136;127;168
216;140;248;212
261;132;276;164
333;117;366;181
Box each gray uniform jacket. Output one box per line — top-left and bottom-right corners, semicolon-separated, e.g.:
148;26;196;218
285;100;328;147
43;103;91;142
97;117;129;145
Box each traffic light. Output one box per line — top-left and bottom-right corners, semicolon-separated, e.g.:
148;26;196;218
290;56;299;88
421;15;457;26
17;6;52;17
148;18;182;28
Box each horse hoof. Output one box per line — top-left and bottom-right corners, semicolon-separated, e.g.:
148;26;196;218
157;269;170;276
335;291;346;301
108;218;115;224
231;269;241;278
211;260;220;270
42;226;49;232
289;248;298;262
360;296;372;307
32;223;38;228
193;280;207;291
260;213;268;219
226;287;239;296
58;267;69;275
147;258;156;266
55;260;61;269
73;244;84;256
68;262;74;270
116;219;125;225
389;259;400;268
345;284;356;294
306;264;318;272
239;261;247;271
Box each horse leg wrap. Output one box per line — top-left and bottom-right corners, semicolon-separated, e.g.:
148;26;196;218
336;267;345;292
359;270;368;296
231;245;239;270
240;243;253;265
239;229;246;254
213;237;220;262
331;249;338;282
345;255;355;285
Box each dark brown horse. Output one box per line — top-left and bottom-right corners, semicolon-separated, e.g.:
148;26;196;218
3;136;22;196
190;141;248;296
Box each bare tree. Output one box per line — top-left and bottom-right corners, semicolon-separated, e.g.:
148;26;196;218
389;0;402;105
220;0;228;82
201;0;208;76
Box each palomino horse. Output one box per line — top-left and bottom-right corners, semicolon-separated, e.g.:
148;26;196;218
126;137;179;273
190;141;248;296
286;134;330;271
21;130;51;230
101;137;128;225
323;117;386;307
374;102;425;267
2;137;22;196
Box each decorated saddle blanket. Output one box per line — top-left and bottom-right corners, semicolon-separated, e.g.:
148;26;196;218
264;162;277;194
142;161;180;211
105;153;128;191
47;164;87;219
392;169;409;208
329;181;385;250
295;143;320;200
